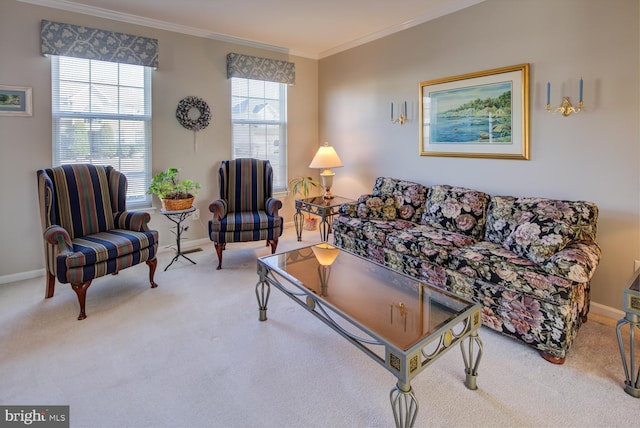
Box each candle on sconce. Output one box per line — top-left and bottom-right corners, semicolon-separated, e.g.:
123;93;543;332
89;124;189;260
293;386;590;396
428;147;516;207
391;102;393;120
404;101;407;116
546;82;551;105
579;78;583;103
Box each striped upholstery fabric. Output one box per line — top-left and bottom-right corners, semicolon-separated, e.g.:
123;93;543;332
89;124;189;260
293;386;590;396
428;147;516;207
47;164;115;239
220;158;271;212
209;158;283;245
37;164;158;284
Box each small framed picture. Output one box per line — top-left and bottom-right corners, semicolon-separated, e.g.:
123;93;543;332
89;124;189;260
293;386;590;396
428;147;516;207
0;85;33;117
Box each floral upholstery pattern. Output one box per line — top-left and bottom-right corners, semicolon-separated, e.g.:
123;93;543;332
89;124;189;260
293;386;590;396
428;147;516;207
332;177;601;361
503;216;574;264
485;196;598;244
340;177;428;223
332;216;415;247
421;185;490;241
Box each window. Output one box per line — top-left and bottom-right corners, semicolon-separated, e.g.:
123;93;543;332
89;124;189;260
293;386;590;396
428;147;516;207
231;77;287;192
52;56;152;208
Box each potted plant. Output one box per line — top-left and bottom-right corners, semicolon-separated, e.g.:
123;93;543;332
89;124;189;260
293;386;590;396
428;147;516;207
147;167;201;211
289;175;321;230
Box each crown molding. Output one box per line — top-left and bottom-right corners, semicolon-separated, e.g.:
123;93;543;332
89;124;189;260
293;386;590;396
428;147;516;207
21;0;484;59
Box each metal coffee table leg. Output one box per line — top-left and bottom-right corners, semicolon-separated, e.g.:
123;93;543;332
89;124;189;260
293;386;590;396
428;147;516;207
461;330;483;390
390;381;418;428
256;265;271;321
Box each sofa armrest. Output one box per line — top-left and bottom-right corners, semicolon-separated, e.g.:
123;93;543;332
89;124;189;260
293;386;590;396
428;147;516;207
114;211;151;232
43;225;73;253
541;239;602;283
209;199;228;220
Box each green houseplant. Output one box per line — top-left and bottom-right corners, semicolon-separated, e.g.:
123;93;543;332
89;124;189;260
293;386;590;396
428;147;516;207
289;175;321;230
147;167;201;210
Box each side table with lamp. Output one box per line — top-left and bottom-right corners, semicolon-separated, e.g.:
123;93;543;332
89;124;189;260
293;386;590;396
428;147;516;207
296;143;354;242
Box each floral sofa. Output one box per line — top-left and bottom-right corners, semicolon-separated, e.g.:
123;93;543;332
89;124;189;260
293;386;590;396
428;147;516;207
333;177;601;363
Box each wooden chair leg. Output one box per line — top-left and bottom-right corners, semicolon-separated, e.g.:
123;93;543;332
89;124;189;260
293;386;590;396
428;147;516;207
45;272;56;298
215;243;225;270
269;238;278;254
146;258;158;288
71;281;92;320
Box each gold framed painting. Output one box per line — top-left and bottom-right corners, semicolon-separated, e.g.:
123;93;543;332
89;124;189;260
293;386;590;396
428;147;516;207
419;63;529;160
0;85;33;117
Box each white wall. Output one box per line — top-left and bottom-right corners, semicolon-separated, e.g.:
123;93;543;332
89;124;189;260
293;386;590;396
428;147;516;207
0;1;319;280
319;0;640;311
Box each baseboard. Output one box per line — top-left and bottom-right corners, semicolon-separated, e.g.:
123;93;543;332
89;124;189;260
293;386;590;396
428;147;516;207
0;268;46;285
590;301;624;321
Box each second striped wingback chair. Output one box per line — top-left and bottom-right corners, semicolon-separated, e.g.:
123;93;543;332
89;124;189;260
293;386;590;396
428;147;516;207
208;159;283;269
37;164;159;320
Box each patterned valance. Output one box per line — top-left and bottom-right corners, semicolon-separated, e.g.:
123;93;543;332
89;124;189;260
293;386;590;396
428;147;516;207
227;53;295;85
40;20;158;68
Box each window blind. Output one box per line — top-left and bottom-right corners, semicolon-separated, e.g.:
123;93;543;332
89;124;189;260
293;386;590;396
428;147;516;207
231;77;287;191
52;56;153;208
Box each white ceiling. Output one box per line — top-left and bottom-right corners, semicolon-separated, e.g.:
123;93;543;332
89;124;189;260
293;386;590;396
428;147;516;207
22;0;485;59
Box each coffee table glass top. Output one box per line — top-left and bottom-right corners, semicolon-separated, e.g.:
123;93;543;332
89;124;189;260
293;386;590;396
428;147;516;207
260;244;474;351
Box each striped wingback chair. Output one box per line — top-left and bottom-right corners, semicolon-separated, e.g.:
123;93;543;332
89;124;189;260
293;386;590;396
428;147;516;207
37;164;159;320
208;159;283;269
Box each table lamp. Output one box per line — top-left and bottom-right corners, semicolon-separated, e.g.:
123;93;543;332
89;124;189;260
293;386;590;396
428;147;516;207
309;142;343;199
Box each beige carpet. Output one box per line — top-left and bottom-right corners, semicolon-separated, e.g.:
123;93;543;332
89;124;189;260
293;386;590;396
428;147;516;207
1;227;638;428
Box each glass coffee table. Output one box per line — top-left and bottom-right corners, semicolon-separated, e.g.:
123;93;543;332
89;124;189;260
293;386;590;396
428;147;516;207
256;244;483;427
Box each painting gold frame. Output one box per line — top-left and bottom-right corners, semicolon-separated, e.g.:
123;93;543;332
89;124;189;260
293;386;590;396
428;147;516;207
419;64;529;160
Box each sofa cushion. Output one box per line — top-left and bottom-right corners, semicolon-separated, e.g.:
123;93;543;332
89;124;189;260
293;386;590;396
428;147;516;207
365;177;429;223
503;215;575;263
448;241;576;306
332;216;415;247
485;196;599;245
385;225;476;266
421;185;490;240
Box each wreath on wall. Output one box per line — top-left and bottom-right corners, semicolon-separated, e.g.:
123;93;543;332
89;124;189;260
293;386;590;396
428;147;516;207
176;96;211;131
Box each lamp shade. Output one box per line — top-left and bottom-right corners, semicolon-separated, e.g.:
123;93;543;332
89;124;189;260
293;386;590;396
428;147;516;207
312;243;339;266
309;143;343;169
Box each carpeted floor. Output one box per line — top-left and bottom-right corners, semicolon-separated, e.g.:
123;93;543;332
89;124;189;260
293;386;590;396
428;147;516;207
1;227;638;427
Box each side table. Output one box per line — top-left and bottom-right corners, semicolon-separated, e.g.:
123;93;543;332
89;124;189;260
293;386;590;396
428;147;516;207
294;196;355;242
616;267;640;397
160;207;197;271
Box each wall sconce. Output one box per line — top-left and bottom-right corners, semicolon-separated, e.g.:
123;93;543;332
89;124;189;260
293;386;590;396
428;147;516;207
546;78;584;117
390;101;408;125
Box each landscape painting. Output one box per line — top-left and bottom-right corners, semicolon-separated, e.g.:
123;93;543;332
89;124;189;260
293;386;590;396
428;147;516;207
0;85;32;116
419;64;529;160
430;82;512;144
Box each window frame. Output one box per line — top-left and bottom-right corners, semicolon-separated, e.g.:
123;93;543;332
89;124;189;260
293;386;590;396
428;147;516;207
230;77;288;193
51;55;153;209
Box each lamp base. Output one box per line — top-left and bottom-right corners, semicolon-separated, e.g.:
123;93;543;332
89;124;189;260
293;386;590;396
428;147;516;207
320;170;335;199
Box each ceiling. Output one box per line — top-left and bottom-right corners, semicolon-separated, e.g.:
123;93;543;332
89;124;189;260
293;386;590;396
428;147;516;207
23;0;485;59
